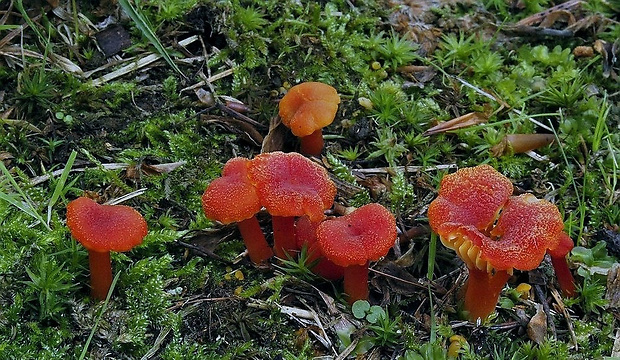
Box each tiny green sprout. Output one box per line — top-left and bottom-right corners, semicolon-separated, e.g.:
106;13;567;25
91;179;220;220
436;32;478;68
472;51;503;78
338;146;362;161
273;245;320;282
233;5;268;32
540;77;586;109
55;111;74;126
378;31;418;70
368;128;408;166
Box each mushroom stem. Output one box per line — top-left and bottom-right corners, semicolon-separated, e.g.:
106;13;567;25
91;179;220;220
463;267;511;322
550;254;576;298
272;216;298;259
87;250;113;301
299;129;324;157
343;262;369;305
237;217;273;264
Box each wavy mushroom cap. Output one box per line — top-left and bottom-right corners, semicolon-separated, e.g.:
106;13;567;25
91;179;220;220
429;165;568;273
247;152;336;223
278;82;340;137
202;157;262;225
317;203;396;267
67;197;147;253
428;164;513;232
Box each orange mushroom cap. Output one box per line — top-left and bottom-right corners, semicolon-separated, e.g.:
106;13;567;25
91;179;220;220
67;197;147;253
278;82;340;137
428;164;513;232
247;152;336;223
202;157;262;225
429;165;567;274
317;203;397;267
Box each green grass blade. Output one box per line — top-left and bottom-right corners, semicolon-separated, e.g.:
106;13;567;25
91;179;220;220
79;271;121;360
427;232;438;343
0;162;50;230
47;150;78;226
117;0;187;79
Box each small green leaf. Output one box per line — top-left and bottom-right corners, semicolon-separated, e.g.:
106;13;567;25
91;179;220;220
352;300;370;319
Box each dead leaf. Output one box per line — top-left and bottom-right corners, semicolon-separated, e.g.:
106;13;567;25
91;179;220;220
424;112;489;136
202;114;263;146
527;304;547;344
491;133;555;157
261;116;286;153
606;263;620;309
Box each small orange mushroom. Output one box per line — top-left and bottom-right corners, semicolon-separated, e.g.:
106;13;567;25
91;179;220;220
202;157;273;264
317;203;397;304
294;216;344;280
428;165;575;321
247;152;336;259
67;197;147;300
278;82;340;156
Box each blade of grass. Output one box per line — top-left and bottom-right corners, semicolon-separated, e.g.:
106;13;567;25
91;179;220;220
47;150;78;226
0;162;49;230
427;231;438;343
549;114;585;241
592;95;609;153
79;271;121;360
117;0;187;79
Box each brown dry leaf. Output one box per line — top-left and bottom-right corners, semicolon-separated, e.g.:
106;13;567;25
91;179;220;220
397;65;436;86
201;114;263;146
424;111;489;136
261;116;286;153
606;263;620;309
0;151;14;162
194;88;215;106
594;39;619;80
573;45;594;57
491;133;555;157
125;161;186;179
527;304;547;344
373;262;426;296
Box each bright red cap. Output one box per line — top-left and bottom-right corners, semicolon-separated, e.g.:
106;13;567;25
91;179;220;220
202;157;261;224
278;82;340;137
428;164;513;232
247;152;336;223
429;165;567;273
317;203;396;267
67;197;147;253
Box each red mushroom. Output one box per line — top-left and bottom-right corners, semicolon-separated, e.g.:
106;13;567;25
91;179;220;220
278;82;340;156
547;232;577;298
202;157;273;264
317;203;397;304
247;151;336;259
66;197;147;300
295;216;344;280
428;165;575;321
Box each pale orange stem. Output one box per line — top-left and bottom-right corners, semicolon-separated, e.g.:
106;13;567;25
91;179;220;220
88;250;112;301
463;267;511;322
237;217;273;264
299;129;324;156
272;216;298;259
343;262;369;305
550;254;576;298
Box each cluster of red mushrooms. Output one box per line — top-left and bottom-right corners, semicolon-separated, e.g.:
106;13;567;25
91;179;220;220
65;81;576;324
201;151;397;305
